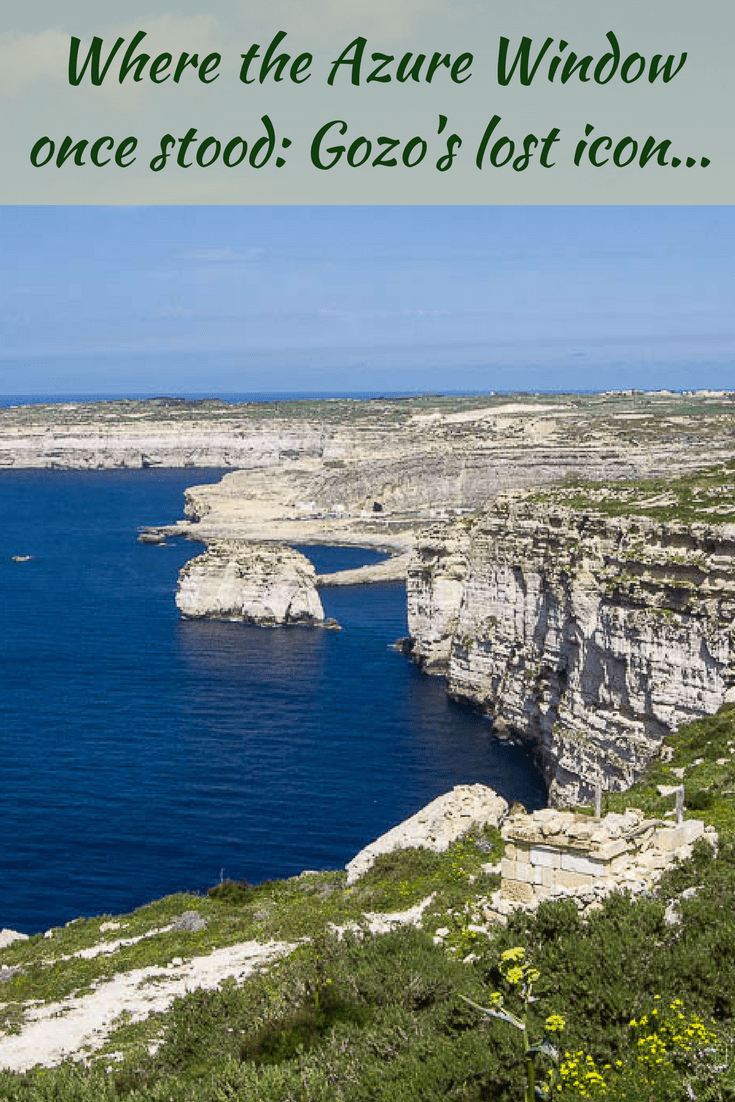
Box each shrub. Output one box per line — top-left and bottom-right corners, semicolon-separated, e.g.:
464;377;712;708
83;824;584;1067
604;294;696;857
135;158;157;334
206;877;250;903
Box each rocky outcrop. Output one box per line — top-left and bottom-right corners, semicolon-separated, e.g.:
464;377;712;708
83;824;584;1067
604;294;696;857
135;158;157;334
0;415;330;470
345;784;509;884
176;541;325;625
0;929;28;949
405;500;735;805
316;553;412;587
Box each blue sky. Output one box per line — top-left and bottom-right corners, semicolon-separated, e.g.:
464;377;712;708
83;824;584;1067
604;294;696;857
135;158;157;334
1;206;733;395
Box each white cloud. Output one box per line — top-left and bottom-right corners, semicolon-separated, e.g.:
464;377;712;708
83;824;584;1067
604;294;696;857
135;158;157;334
0;29;70;92
285;0;447;46
0;15;219;96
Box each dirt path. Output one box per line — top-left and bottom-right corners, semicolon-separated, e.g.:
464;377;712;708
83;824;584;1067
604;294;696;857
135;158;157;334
0;940;293;1072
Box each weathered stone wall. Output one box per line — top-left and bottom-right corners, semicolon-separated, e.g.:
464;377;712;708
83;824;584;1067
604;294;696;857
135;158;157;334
406;500;735;805
498;807;710;909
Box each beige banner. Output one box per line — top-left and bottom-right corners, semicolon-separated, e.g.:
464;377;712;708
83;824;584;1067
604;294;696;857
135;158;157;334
0;0;732;203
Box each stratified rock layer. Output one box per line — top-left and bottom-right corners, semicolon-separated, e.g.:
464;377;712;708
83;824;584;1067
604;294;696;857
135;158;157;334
405;501;735;805
345;784;509;884
176;541;324;625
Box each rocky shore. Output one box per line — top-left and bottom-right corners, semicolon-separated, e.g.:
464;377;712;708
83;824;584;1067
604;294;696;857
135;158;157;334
0;779;716;1072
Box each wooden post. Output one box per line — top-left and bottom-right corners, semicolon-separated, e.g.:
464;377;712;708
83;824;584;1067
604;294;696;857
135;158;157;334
676;786;685;825
594;783;602;819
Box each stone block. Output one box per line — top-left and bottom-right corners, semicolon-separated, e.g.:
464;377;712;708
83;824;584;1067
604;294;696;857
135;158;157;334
504;843;517;860
515;861;532;883
654;820;705;853
636;851;668;871
501;878;535;904
533;865;554;888
560;852;606;877
554;869;594;890
596;839;628;860
610;855;632;875
529;846;559;868
500;858;517;881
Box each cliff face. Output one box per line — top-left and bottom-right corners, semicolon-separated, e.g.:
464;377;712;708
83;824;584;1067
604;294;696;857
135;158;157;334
0;422;331;471
406;501;735;805
176;541;324;625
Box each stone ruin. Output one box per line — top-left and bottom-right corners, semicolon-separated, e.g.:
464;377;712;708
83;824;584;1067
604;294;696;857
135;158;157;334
343;784;718;928
496;806;715;914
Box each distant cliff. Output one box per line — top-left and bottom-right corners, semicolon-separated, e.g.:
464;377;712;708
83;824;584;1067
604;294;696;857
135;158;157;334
405;495;735;805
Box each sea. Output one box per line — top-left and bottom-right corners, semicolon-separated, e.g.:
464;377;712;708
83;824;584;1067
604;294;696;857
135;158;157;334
0;398;546;935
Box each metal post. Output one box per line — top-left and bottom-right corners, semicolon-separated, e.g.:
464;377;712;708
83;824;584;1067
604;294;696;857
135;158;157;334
594;783;602;819
676;786;685;825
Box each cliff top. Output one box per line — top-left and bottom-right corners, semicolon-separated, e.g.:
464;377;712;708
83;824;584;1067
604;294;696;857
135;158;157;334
524;459;735;526
2;389;735;436
1;705;734;1095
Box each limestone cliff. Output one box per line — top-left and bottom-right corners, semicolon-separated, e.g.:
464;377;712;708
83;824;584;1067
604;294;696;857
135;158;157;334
176;541;324;625
405;498;735;805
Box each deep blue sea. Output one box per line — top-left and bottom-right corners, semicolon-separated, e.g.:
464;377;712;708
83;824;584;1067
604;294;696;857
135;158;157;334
0;469;545;935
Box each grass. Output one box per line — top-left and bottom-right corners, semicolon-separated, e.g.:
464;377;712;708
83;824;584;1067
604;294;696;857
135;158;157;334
0;832;502;1037
527;460;735;525
588;703;735;836
1;391;733;439
2;709;735;1099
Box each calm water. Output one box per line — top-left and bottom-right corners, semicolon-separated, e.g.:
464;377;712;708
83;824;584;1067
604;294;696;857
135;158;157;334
0;469;545;934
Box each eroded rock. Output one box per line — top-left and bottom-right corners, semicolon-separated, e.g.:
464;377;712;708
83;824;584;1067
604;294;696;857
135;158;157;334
0;929;29;949
345;784;509;885
170;911;208;933
405;501;735;805
176;541;325;625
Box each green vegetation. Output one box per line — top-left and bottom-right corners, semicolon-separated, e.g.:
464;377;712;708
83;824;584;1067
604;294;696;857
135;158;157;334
2;708;735;1099
583;703;735;836
529;460;735;525
462;946;567;1102
2;390;733;441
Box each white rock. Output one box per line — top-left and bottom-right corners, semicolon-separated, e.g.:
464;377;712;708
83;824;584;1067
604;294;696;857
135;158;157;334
176;541;324;625
0;929;29;949
345;784;508;885
405;503;735;806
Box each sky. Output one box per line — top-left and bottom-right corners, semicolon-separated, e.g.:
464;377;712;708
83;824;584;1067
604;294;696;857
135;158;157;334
1;205;733;396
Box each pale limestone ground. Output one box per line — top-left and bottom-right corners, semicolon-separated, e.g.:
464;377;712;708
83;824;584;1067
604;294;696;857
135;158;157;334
44;925;174;964
317;553;413;586
0;941;294;1072
0;901;437;1072
408;402;570;424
